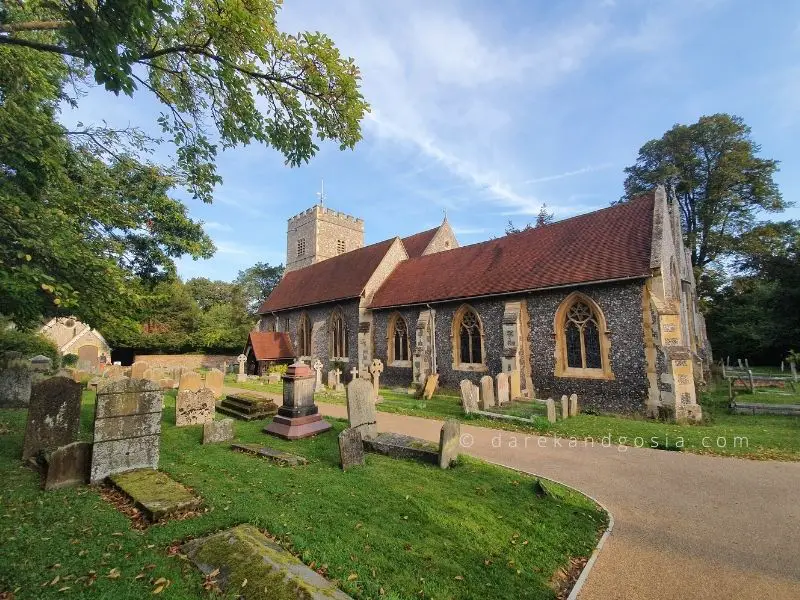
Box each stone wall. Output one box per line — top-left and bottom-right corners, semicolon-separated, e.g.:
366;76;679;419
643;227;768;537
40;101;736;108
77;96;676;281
423;221;459;255
285;205;364;273
134;354;237;370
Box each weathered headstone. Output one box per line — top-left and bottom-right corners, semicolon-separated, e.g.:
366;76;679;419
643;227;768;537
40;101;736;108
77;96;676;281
22;376;82;462
509;369;521;399
178;370;202;393
313;359;324;391
159;377;175;390
438;419;460;469
459;379;479;414
267;372;281;384
42;441;91;490
327;369;337;388
236;353;247;383
175;388;215;427
546;398;556;423
346;378;377;441
744;358;750;369
561;395;569;419
480;375;495;409
72;369;87;383
0;359;32;408
130;361;149;379
423;373;439;400
737;358;744;369
140;368;154;382
369;359;384;401
569;393;579;417
496;372;510;406
203;418;235;444
338;427;364;471
90;378;163;483
264;362;331;439
30;355;53;372
205;368;224;398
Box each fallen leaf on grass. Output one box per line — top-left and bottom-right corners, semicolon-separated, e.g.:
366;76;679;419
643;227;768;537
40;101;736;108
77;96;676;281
106;568;120;579
347;573;358;581
454;575;464;581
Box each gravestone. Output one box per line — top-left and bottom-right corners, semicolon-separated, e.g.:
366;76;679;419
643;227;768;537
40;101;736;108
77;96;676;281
369;359;384;401
327;370;337;388
205;368;224;398
42;441;91;490
569;393;579;416
438;419;460;469
0;359;32;408
545;398;556;423
561;395;569;419
745;358;750;368
737;359;743;369
30;355;53;372
72;369;87;383
141;368;154;382
496;372;509;406
312;359;324;391
22;376;82;462
236;353;247;383
178;370;202;393
791;362;798;383
423;373;439;400
350;366;359;380
334;368;343;391
130;361;149;379
346;378;377;441
203;418;235;444
87;377;103;394
175;388;215;427
480;375;495;409
459;380;479;414
338;427;365;471
159;378;175;390
90;378;163;483
509;369;521;399
264;362;331;439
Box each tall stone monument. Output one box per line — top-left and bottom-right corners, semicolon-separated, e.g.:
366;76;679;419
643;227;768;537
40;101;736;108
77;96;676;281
264;361;331;440
236;354;248;383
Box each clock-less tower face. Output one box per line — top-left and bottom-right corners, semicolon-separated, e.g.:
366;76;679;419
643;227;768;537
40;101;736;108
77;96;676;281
285;205;364;273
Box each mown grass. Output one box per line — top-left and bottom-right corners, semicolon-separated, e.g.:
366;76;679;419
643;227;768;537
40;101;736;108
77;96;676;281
0;391;606;599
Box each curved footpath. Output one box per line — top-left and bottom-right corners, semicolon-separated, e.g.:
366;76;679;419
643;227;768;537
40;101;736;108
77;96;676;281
315;403;800;599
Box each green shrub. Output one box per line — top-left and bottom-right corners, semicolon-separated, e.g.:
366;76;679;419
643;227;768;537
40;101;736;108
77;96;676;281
62;353;78;367
0;327;60;369
268;363;288;375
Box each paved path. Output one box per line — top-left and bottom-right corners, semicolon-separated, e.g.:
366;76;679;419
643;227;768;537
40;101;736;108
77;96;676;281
224;386;800;599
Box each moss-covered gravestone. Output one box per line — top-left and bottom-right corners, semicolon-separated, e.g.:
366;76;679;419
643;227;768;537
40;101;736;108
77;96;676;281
22;376;82;462
110;469;202;521
0;358;32;408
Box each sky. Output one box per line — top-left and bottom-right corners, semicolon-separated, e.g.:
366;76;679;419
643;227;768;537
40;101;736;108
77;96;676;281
61;0;800;282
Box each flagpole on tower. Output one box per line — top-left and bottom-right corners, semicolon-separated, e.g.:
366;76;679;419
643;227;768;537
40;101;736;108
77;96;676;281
317;179;326;206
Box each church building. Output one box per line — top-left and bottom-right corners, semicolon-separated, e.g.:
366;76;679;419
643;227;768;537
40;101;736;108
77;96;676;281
257;188;710;421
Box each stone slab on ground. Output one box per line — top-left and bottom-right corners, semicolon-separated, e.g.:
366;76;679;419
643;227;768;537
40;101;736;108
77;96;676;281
182;524;353;600
363;432;439;465
203;418;234;444
216;392;278;421
109;468;202;521
231;443;308;466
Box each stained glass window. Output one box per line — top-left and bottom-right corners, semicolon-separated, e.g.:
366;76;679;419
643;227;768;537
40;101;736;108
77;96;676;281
298;313;311;357
392;315;409;361
331;311;347;358
458;308;482;364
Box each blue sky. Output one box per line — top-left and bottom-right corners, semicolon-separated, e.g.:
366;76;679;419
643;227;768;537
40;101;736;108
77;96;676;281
62;0;800;281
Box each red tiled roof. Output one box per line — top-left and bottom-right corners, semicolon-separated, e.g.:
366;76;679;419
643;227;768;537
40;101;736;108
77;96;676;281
247;332;295;360
402;227;439;258
369;194;655;308
257;238;396;313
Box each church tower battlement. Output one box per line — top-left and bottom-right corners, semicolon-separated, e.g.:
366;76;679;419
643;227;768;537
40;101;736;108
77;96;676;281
286;205;365;272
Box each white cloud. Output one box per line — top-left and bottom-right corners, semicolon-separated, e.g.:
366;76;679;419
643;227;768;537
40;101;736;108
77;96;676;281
522;163;614;185
203;221;233;232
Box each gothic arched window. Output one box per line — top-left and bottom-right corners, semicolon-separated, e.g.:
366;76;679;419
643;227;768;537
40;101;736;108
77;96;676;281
297;312;311;357
330;309;348;359
555;293;613;379
388;313;410;364
453;305;484;368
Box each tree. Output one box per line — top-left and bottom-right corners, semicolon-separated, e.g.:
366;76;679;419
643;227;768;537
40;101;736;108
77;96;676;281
535;203;554;227
623;114;785;275
0;0;369;202
236;262;284;314
185;277;237;311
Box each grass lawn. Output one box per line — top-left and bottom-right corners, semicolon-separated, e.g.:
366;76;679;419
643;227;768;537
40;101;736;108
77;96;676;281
0;391;606;600
223;373;283;396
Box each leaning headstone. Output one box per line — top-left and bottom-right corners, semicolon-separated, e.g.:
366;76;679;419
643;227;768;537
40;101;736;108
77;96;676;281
130;361;149;379
203;418;235;444
0;359;32;408
480;375;495;409
546;398;556;423
312;359;324;391
175;388;215;427
338;427;365;471
744;358;750;369
22;376;82;462
236;353;247;383
204;368;224;398
496;372;510;406
737;358;743;369
459;380;479;414
509;370;521;399
561;395;569;419
30;355;53;373
327;370;337;388
346;378;378;441
423;373;439;400
42;441;91;491
438;419;460;469
90;378;163;483
178;370;202;393
569;393;579;416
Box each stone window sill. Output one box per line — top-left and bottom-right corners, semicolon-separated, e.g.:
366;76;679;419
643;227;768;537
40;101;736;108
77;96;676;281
453;363;488;373
390;360;412;368
556;368;615;381
330;357;350;363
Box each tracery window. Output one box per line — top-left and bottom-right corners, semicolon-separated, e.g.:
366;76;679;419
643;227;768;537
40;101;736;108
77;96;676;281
298;312;311;357
388;313;410;363
555;293;612;379
453;305;484;367
330;309;348;359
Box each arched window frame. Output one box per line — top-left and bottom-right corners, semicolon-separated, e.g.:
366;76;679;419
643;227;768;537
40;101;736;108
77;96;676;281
297;312;312;358
329;307;349;361
452;304;487;372
387;312;411;367
554;292;614;380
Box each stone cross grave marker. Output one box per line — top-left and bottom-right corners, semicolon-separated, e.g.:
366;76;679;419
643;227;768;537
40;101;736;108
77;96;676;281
176;388;215;427
205;368;224;398
569;393;579;416
334;368;343;391
346;378;377;441
90;378;163;483
130;361;149;379
350;366;359;381
438;419;460;469
369;359;384;400
22;376;82;462
313;360;324;391
459;380;479;414
496;372;509;406
237;354;248;382
338;427;365;471
480;375;495;409
546;398;556;423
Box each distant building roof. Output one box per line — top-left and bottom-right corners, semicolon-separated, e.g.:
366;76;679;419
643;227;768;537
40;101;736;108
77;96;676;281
369;194;656;309
246;332;295;361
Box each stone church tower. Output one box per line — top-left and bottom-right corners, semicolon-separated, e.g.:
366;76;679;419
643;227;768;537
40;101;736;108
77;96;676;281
285;205;364;272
